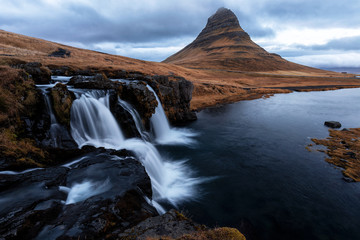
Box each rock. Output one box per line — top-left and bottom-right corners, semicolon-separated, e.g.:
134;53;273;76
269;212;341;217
146;75;197;125
23;62;51;84
109;93;142;139
116;81;158;130
49;48;71;58
324;121;342;128
50;83;75;127
0;150;157;239
68;74;115;89
120;209;200;239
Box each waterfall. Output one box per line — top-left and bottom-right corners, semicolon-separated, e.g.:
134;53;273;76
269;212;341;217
70;91;202;213
117;98;150;141
38;86;67;148
70;92;125;149
146;85;197;146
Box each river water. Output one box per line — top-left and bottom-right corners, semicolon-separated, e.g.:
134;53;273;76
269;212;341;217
159;88;360;240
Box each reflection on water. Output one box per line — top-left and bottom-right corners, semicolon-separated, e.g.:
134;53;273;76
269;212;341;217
162;88;360;240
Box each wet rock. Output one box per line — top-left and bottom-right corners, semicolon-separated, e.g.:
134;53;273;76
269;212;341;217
23;62;51;84
109;93;142;139
324;121;342;128
50;83;75;127
147;75;197;125
116;81;158;130
0;150;157;239
68;74;115;89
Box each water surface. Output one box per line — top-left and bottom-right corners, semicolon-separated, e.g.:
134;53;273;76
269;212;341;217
160;88;360;240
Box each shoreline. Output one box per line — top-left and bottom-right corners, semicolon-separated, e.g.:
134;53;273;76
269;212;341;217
191;84;360;111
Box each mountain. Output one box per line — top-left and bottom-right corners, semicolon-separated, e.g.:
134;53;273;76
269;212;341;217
164;8;314;72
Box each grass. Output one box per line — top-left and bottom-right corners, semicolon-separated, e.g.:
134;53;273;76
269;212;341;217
311;128;360;181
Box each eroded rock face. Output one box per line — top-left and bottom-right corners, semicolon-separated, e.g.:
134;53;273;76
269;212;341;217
0;149;157;239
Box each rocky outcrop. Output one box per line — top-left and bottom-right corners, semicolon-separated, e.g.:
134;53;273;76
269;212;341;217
0;149;157;239
116;81;158;130
50;83;75;127
23;62;51;84
49;48;71;58
68;73;114;89
146;75;197;125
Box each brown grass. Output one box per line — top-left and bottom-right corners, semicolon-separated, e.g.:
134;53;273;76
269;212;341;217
0;127;46;168
0;66;48;169
311;128;360;181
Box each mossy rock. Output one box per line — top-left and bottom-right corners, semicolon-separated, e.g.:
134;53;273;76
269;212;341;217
50;83;75;127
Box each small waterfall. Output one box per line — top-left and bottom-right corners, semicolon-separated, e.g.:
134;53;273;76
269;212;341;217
117;98;150;141
70;92;125;149
69;91;202;212
147;85;197;146
39;88;66;148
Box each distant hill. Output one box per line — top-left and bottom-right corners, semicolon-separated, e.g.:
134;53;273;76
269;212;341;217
164;8;319;72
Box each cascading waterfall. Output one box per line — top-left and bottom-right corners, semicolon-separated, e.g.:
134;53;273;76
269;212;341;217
146;85;197;145
70;91;202;213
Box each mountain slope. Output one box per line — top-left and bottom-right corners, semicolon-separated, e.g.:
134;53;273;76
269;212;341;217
163;8;315;72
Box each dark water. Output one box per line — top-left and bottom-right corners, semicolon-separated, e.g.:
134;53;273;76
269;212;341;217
159;88;360;240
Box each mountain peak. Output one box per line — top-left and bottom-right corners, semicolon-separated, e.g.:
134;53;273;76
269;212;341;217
196;7;245;41
164;8;307;72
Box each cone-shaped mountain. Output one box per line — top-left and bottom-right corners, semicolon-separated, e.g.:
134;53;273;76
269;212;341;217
164;8;312;72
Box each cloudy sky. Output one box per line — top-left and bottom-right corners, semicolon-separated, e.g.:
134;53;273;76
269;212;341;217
1;0;360;70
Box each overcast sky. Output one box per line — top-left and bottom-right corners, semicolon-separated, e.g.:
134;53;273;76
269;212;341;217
1;0;360;70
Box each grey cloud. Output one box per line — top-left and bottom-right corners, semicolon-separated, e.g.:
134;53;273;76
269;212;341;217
257;0;360;28
312;36;360;51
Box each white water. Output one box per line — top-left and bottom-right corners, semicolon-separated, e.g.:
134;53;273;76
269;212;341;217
146;85;197;146
0;168;43;175
71;93;125;149
70;91;202;212
64;179;111;204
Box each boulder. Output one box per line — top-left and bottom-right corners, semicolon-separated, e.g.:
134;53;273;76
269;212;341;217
146;75;197;125
324;121;342;128
116;81;158;130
